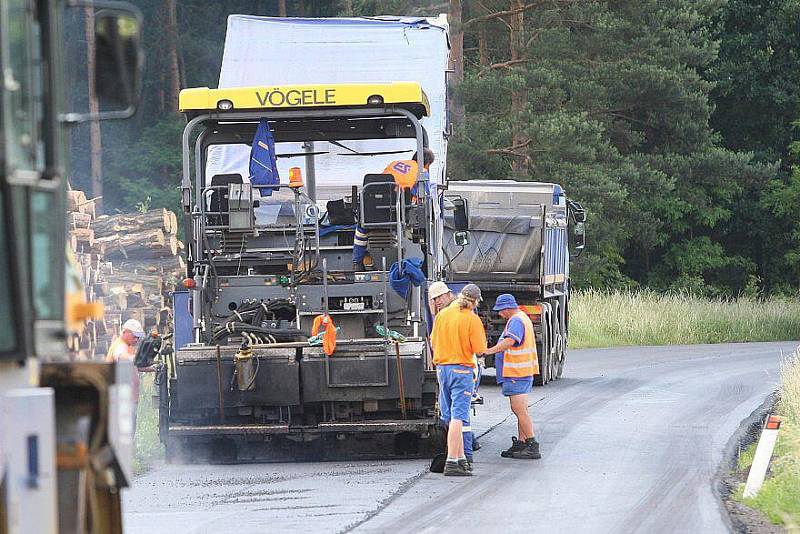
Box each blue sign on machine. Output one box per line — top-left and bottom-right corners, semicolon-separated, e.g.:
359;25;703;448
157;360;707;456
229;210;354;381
171;290;193;351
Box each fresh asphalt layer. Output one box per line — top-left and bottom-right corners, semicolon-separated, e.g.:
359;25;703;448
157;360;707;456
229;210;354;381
123;341;798;534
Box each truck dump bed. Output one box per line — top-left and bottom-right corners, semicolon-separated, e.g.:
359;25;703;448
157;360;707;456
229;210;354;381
443;180;568;291
444;211;543;275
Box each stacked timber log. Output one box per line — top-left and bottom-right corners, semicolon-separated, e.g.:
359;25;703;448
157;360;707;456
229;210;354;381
66;188;106;358
66;187;184;359
93;209;179;260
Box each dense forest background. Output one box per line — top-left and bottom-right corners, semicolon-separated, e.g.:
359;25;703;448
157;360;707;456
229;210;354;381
66;0;800;296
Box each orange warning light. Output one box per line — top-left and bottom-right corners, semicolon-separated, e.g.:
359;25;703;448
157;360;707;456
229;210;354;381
289;167;303;188
182;277;196;289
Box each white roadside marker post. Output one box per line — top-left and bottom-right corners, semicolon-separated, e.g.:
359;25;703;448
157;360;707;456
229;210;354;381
743;414;782;498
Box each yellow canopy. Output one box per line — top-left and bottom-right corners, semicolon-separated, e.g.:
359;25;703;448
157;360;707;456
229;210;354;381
179;82;429;117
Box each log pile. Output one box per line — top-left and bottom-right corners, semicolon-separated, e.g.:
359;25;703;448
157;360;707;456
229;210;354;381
66;187;184;359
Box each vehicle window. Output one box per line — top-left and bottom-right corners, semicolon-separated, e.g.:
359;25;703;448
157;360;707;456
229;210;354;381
30;190;62;320
0;189;17;352
1;0;45;174
205;138;417;203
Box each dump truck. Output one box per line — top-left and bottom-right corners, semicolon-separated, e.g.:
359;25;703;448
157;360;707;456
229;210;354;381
443;181;585;385
158;15;584;462
0;2;143;532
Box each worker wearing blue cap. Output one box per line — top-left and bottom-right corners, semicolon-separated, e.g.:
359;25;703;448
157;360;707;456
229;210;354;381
483;294;541;460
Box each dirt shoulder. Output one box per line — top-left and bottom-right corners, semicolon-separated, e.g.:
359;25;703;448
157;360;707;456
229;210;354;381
717;393;784;533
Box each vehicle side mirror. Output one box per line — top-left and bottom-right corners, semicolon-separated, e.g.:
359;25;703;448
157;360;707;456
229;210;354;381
452;197;469;231
63;2;144;123
568;200;586;223
571;221;585;257
454;231;470;247
94;9;142;115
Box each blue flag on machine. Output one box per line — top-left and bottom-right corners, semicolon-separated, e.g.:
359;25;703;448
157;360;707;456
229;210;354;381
249;119;280;196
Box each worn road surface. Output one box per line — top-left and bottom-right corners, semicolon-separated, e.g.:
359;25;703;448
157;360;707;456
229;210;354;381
124;342;797;534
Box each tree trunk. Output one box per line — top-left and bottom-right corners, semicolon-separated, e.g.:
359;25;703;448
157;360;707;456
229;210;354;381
165;0;181;112
84;7;104;213
71;228;95;249
67;190;88;212
98;228;178;260
342;0;353;16
113;256;186;276
509;0;529;176
93;209;174;238
69;212;93;229
479;26;489;67
278;0;287;16
449;0;465;128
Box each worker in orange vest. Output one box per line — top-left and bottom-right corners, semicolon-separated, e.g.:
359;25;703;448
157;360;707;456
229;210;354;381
483;294;541;460
381;147;435;194
353;148;435;269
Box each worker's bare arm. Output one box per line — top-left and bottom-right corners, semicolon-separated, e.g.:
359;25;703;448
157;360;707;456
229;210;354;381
483;337;515;355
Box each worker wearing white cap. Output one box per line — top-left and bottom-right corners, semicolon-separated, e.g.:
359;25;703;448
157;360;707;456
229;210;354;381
429;281;485;460
106;319;151;433
429;281;485;395
428;280;455;316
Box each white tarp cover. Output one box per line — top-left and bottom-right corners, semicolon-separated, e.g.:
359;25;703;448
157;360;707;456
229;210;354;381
211;15;450;194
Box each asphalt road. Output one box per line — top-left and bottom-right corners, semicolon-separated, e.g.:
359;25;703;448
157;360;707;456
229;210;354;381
123;342;797;534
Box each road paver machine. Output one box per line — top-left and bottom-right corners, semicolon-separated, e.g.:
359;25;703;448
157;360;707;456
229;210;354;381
160;83;457;461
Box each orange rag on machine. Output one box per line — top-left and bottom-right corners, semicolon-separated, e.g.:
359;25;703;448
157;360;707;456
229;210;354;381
311;314;337;356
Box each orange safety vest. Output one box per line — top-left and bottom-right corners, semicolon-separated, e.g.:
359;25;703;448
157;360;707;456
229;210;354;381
383;160;419;190
502;311;539;377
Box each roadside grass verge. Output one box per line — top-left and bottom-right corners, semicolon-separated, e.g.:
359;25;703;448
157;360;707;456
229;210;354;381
734;349;800;529
569;290;800;349
134;374;163;475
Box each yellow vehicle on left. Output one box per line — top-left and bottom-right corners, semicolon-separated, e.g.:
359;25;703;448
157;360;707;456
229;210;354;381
0;2;143;533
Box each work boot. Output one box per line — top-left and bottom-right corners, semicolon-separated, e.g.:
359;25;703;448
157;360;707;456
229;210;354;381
500;436;526;458
510;438;541;460
444;460;473;477
460;458;473;472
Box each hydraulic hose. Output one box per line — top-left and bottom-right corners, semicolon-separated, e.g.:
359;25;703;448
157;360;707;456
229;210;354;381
210;321;306;345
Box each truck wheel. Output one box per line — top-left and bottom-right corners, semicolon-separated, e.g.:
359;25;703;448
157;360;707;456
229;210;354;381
534;304;551;386
551;302;566;379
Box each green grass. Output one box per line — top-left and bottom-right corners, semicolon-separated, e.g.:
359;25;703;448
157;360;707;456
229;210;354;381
734;350;800;529
737;441;757;472
134;374;163;474
569;289;800;349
